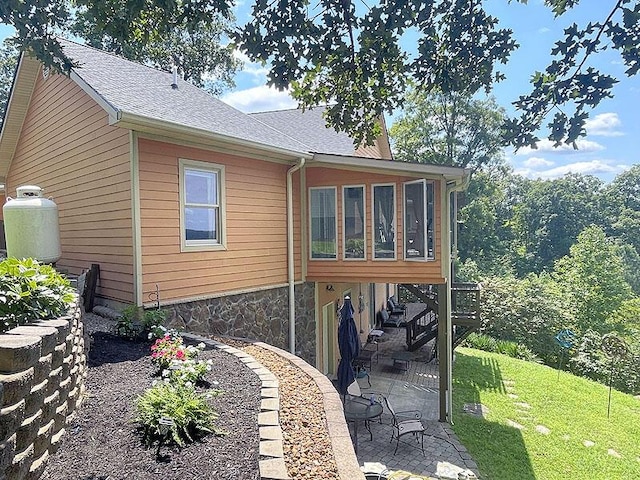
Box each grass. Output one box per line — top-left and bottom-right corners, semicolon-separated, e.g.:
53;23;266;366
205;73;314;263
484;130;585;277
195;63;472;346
452;347;640;480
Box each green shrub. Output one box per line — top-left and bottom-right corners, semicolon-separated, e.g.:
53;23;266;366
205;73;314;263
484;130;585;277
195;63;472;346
495;339;519;358
135;383;222;447
116;305;167;340
0;257;76;333
463;332;498;352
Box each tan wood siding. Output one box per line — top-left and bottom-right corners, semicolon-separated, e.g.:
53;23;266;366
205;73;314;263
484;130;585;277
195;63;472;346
138;139;303;303
5;72;133;303
305;167;444;284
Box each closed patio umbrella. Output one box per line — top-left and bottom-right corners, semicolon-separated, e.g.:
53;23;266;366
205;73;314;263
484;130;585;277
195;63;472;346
336;296;361;397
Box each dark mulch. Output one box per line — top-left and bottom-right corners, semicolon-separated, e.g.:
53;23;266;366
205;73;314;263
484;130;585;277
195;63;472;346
42;332;261;480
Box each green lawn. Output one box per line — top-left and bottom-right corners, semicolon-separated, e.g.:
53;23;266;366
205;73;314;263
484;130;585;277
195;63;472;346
451;347;640;480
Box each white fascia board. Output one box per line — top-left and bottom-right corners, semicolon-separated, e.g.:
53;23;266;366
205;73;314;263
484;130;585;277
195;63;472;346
70;70;120;123
311;153;470;180
114;111;314;162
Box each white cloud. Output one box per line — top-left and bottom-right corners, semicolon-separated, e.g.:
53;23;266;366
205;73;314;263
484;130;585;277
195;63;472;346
233;50;270;79
520;160;626;180
515;138;605;155
538;27;550;34
523;156;554;168
221;85;297;113
584;113;624;137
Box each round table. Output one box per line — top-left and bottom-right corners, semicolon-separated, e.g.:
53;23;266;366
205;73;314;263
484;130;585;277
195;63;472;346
343;397;384;454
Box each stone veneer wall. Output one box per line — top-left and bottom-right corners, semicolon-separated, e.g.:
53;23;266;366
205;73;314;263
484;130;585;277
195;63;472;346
165;282;317;365
0;304;86;480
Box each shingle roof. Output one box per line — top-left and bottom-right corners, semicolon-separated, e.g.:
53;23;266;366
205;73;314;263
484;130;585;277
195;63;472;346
250;108;356;156
59;39;311;155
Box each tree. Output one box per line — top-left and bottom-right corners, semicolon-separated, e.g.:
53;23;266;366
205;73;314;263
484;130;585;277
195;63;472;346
510;174;606;274
0;0;238;94
72;14;240;94
553;225;634;335
389;89;505;173
3;1;638;148
0;40;18;131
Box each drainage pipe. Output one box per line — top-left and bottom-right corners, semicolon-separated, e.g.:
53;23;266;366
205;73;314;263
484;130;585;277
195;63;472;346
287;158;306;354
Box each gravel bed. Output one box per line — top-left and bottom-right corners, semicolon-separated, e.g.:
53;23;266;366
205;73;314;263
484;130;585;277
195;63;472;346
42;326;261;479
219;338;341;480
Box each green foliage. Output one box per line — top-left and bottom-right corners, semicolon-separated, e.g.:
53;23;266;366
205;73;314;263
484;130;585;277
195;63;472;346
463;332;498;352
553;225;633;335
135;382;221;447
115;306;168;340
150;334;203;370
0;258;76;333
510;174;606;274
0;39;18;131
462;332;539;362
479;273;573;365
161;357;214;387
390;89;506;173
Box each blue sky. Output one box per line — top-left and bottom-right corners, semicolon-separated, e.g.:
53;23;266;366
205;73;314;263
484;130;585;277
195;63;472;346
2;1;638;182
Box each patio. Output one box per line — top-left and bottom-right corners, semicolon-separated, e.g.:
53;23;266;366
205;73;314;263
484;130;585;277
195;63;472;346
347;325;479;479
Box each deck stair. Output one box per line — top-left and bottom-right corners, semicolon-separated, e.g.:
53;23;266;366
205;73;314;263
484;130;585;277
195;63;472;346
399;283;482;353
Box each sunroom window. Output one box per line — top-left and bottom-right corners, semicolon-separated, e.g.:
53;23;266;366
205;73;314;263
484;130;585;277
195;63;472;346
403;179;435;260
372;184;396;259
179;159;225;251
343;185;365;260
310;187;337;259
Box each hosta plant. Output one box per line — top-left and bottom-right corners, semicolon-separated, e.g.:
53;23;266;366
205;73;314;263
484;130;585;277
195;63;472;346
135;382;222;447
0;257;76;333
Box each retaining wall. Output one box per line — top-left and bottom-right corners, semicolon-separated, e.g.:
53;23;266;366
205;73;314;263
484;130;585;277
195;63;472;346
0;304;86;480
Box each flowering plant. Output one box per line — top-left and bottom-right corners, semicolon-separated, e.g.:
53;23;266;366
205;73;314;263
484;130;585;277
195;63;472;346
150;334;204;369
161;358;214;386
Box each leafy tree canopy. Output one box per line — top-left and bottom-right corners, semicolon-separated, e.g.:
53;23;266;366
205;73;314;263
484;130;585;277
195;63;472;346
0;0;239;94
389;88;506;173
0;39;18;131
2;0;638;148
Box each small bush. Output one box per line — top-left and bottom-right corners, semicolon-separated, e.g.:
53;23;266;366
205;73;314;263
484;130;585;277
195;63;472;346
135;383;221;447
161;357;213;387
0;258;75;333
496;339;519;358
116;306;168;340
463;332;498;352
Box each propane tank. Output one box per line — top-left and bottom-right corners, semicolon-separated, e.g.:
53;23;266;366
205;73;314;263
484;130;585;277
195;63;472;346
3;185;62;263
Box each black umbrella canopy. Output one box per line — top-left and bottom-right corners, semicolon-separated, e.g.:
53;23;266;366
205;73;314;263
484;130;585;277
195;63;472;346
336;297;361;396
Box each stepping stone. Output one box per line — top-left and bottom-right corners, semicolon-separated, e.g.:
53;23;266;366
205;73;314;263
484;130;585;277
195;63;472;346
535;425;551;435
503;379;515;386
507;393;519;399
562;434;571;441
514;402;531;409
583;440;595;448
608;449;622;458
462;403;489;418
506;419;525;430
259;458;291;480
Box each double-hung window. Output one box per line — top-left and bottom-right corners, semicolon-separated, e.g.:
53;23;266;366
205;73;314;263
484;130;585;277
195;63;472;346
403;179;435;260
179;159;225;251
310;187;337;259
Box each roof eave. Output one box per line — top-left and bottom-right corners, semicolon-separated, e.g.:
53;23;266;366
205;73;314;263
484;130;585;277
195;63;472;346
113;111;314;162
310;153;471;181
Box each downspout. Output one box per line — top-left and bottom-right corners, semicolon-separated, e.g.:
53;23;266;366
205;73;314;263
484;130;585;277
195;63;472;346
287;158;306;354
444;173;471;423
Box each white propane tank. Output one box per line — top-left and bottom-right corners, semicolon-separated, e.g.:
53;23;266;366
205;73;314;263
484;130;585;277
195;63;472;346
3;185;62;263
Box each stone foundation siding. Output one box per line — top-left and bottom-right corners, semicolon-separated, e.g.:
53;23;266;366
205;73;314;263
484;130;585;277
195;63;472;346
165;283;317;365
0;304;87;480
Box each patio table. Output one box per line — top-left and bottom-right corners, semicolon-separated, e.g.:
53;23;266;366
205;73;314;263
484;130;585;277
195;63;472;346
344;396;384;454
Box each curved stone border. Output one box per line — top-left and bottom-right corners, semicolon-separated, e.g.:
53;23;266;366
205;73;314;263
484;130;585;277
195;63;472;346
182;333;364;480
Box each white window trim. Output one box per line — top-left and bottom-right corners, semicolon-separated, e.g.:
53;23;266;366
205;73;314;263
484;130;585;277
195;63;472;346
342;184;367;261
402;178;436;262
309;186;338;261
371;183;397;261
179;158;226;252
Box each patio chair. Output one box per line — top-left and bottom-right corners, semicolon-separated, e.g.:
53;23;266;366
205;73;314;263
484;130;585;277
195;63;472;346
383;396;426;455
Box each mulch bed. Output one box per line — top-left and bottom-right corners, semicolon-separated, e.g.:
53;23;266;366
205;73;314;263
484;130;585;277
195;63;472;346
41;332;261;480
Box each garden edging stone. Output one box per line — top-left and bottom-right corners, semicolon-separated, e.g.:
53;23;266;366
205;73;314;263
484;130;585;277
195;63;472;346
182;333;365;480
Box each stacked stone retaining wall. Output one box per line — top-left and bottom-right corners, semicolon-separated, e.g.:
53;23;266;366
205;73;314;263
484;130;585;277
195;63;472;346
0;304;86;480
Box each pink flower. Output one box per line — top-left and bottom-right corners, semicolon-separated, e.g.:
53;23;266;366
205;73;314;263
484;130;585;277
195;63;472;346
176;350;185;360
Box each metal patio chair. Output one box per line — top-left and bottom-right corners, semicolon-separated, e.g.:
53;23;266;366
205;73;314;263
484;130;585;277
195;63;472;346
383;396;426;455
